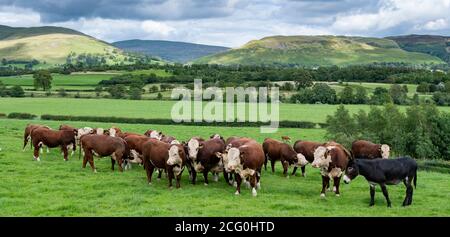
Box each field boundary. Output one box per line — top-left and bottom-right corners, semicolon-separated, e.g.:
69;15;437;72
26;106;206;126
3;112;327;128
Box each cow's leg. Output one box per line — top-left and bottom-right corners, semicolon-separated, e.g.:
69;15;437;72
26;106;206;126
82;150;90;168
250;174;257;197
176;172;182;189
157;169;162;180
320;175;330;197
223;170;231;185
144;159;155;185
369;184;376;206
282;161;289;178
117;153;123;172
62;146;68;161
167;168;174;189
380;183;391;207
264;154;268;171
88;155;96;173
333;176;341;196
270;159;275;173
235;175;242;195
301;166;306;177
111;158;115;171
403;179;413;206
291;166;297;176
191;168;197;185
203;170;209;186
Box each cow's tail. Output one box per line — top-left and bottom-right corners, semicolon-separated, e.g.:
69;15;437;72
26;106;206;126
78;142;82;160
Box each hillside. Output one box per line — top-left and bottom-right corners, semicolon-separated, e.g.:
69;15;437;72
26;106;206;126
387;35;450;63
113;39;229;63
0;25;132;67
194;35;445;66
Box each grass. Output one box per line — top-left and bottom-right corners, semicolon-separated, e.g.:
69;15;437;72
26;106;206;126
0;118;449;216
1;98;449;123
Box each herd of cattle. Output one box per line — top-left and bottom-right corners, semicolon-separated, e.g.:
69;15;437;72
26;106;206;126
22;124;418;207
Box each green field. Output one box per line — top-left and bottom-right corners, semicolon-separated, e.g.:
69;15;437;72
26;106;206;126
0;118;449;216
1;97;449;123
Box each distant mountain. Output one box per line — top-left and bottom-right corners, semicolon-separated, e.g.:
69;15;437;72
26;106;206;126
0;25;134;67
387;35;450;63
194;35;445;66
113;39;230;63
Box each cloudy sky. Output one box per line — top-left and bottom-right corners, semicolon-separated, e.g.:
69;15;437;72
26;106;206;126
0;0;449;47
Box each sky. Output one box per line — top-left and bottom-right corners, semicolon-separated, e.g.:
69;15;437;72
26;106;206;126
0;0;449;47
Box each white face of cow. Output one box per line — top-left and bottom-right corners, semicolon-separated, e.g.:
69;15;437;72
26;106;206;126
295;153;309;167
150;131;162;140
187;139;201;160
109;128;116;137
167;145;182;166
312;146;332;168
77;127;93;137
226;147;242;173
381;144;390;159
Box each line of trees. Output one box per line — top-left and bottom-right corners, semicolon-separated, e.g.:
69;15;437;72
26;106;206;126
325;104;450;160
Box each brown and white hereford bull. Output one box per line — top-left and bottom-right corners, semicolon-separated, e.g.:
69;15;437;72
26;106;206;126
142;139;187;188
30;127;77;161
223;141;265;196
292;140;323;177
312;142;352;197
352;140;390;159
23;124;50;150
185;136;225;185
263;138;308;178
79;134;128;173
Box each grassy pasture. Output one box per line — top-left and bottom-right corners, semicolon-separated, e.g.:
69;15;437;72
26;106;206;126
1;97;450;123
0;118;449;216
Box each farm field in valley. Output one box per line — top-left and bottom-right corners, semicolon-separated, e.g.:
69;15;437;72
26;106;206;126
0;119;449;216
1;97;449;123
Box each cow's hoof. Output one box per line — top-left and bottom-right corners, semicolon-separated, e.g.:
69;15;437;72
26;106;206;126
252;188;257;197
320;193;326;198
234;191;240;195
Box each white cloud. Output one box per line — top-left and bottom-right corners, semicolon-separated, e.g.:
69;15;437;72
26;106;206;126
419;18;449;30
0;6;41;27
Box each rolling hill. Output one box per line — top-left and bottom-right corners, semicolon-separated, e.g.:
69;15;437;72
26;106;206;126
194;35;445;66
387;35;450;64
113;39;229;63
0;25;131;67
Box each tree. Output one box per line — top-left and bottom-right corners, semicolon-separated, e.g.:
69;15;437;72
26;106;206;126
107;85;127;99
9;85;25;97
33;70;53;91
129;88;142;100
311;83;336;104
354;86;368;104
149;85;159;93
416;82;430;93
389;84;407;104
58;88;67;97
370;87;392;105
338;86;355;104
293;70;313;89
